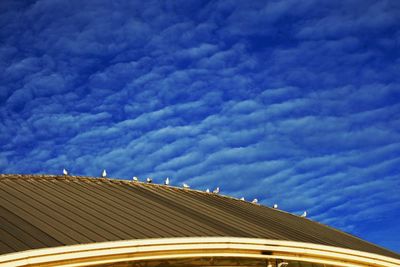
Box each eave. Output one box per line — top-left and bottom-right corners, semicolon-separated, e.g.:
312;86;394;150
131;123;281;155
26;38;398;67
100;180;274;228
1;237;399;267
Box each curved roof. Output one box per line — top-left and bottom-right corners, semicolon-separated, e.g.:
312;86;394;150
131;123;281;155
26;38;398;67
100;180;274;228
0;174;398;260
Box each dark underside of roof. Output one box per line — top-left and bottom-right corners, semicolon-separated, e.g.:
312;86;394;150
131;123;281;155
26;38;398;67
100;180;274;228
0;174;398;259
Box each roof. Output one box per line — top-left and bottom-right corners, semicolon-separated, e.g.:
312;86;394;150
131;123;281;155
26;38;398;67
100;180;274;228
0;174;398;260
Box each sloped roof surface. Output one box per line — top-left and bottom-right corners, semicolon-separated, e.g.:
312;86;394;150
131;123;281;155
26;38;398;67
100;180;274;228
0;174;398;259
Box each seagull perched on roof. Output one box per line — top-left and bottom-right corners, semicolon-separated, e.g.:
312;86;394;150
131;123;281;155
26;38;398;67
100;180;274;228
182;183;190;188
164;177;170;185
213;187;220;194
240;197;245;201
206;188;210;193
101;169;107;178
273;204;278;209
146;177;152;183
252;198;258;204
132;176;139;182
63;168;68;176
301;211;307;217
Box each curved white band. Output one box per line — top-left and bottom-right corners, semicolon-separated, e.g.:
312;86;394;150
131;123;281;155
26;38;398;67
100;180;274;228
0;237;398;267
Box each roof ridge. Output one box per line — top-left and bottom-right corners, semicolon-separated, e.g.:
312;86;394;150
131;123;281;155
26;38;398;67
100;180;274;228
0;174;299;216
0;174;302;216
0;173;252;204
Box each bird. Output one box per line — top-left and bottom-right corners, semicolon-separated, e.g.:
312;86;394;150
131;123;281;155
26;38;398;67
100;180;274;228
132;176;139;182
301;211;307;217
206;188;210;193
213;187;220;194
101;169;107;178
240;197;245;201
252;198;258;204
164;177;170;185
63;168;68;176
273;204;278;209
183;183;190;188
146;177;152;183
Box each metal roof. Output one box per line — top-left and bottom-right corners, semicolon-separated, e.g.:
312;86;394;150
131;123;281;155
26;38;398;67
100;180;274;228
0;174;398;259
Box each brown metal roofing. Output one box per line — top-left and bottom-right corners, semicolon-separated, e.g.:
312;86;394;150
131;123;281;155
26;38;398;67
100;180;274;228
0;174;399;259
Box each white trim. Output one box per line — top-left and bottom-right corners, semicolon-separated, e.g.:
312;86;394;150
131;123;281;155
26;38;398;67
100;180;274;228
0;237;398;267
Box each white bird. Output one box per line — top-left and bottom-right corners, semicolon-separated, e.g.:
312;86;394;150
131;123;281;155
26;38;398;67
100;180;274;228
301;211;307;217
252;198;258;204
63;168;68;176
206;188;210;193
146;177;152;183
273;204;278;209
183;183;190;188
240;197;245;201
164;177;170;185
132;176;139;182
213;187;220;194
101;169;107;178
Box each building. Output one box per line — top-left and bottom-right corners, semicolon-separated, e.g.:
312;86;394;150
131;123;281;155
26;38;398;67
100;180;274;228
0;174;399;267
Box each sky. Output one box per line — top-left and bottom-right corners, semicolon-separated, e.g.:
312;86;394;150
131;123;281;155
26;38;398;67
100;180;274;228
0;0;400;253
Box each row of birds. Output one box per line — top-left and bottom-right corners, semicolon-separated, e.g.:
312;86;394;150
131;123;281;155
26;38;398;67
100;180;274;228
62;168;307;217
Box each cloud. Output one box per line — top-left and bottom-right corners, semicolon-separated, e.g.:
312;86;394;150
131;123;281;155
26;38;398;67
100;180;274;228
296;1;400;40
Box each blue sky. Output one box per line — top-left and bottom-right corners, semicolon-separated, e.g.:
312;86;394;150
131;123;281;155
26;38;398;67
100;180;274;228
1;0;400;252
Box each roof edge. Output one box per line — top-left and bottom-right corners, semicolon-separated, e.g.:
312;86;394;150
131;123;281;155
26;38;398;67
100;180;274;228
0;237;399;267
0;173;268;207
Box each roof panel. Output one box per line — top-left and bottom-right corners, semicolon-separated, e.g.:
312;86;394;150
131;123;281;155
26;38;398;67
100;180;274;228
0;174;398;260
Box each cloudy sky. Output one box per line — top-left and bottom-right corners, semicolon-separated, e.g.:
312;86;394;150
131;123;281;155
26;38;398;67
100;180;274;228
1;0;400;252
